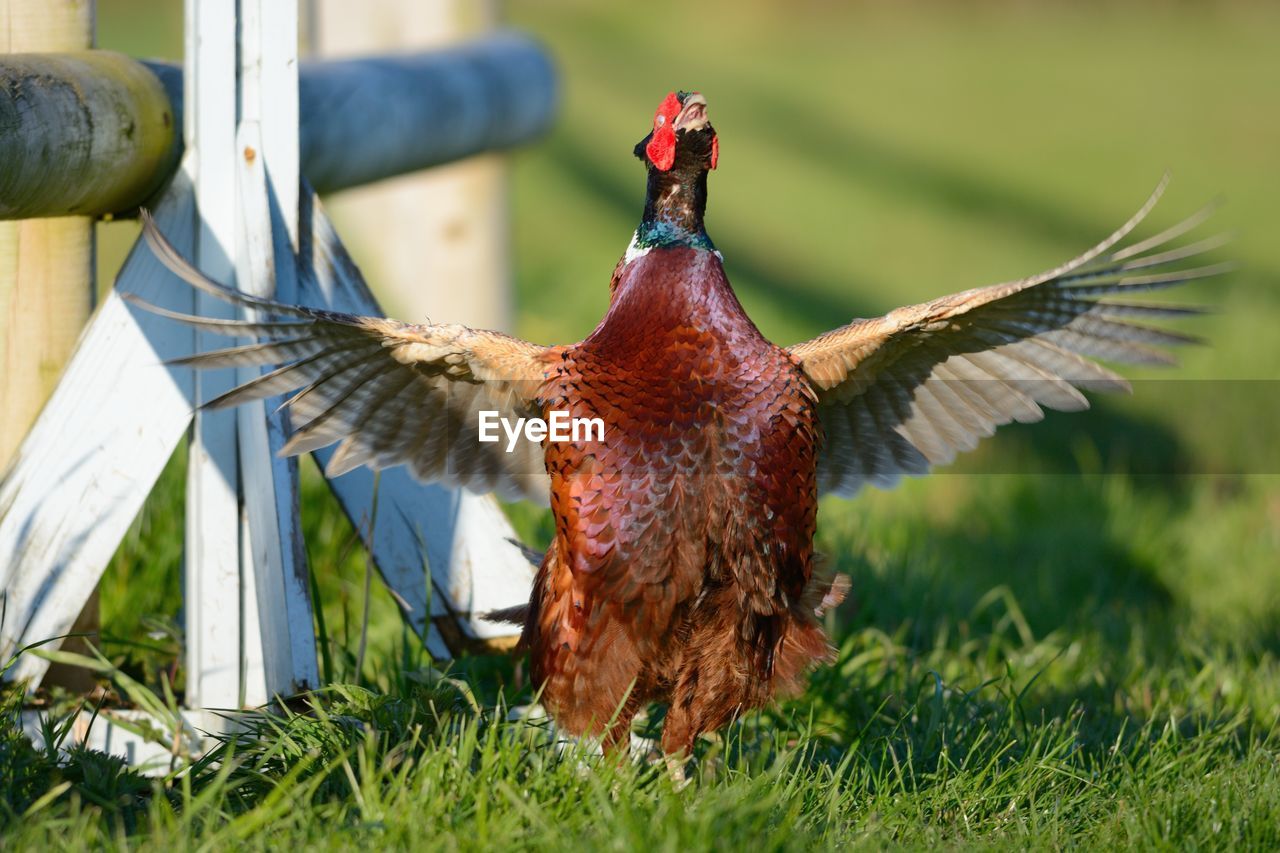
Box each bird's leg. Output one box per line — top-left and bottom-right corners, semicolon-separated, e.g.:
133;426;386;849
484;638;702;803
664;754;691;790
659;707;698;789
660;713;697;757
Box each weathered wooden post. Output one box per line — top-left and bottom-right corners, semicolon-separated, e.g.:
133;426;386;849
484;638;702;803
0;2;98;461
0;0;98;694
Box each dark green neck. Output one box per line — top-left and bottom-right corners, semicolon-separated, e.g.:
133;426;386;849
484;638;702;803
636;165;715;251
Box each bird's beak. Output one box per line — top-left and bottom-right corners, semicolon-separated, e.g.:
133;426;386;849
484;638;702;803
673;93;710;132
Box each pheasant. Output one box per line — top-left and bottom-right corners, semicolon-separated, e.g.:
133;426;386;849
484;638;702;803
137;90;1223;758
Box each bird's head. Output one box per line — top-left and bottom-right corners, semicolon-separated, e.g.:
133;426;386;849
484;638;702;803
634;90;718;174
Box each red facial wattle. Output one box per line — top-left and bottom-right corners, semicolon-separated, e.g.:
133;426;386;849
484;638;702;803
645;91;681;171
645;91;717;172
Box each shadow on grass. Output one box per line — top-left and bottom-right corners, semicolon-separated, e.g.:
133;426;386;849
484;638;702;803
824;479;1177;658
773;464;1275;795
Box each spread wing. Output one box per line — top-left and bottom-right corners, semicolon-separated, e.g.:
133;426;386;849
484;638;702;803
787;177;1229;497
133;210;555;503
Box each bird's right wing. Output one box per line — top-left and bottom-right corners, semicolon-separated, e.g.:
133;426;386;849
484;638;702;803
133;211;555;503
787;177;1228;497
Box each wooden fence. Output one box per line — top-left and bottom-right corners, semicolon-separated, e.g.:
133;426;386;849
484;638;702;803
0;0;556;769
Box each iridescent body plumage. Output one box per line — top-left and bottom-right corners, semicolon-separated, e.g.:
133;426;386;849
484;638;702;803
532;245;832;753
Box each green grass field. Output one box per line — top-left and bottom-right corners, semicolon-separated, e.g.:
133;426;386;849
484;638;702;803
4;0;1279;848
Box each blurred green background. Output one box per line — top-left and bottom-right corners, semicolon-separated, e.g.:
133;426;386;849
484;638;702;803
89;0;1277;708
1;0;1270;846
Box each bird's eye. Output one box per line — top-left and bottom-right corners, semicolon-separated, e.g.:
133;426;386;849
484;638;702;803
656;115;666;126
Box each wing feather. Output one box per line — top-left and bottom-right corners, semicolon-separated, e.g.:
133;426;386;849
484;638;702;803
133;210;555;503
787;179;1226;497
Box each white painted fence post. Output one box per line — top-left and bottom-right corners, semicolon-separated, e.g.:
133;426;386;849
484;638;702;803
235;0;320;700
183;0;247;711
183;0;318;709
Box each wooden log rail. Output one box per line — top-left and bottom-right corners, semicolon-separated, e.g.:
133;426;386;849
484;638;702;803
0;31;557;220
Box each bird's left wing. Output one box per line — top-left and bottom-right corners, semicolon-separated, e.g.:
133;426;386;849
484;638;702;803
132;211;555;503
787;178;1229;497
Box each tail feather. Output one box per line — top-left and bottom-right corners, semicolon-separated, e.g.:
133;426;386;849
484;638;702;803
772;556;851;697
483;604;529;626
480;538;541;629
